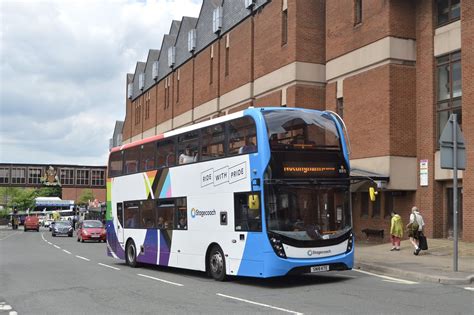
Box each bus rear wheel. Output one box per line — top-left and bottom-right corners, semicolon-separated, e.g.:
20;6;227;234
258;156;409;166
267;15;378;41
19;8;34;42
208;245;226;281
126;240;138;268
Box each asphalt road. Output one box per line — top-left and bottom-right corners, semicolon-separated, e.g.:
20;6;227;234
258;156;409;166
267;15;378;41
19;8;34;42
1;227;472;315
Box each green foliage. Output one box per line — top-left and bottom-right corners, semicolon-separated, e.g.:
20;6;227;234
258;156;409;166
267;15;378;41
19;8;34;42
10;188;36;212
78;189;94;206
35;186;62;198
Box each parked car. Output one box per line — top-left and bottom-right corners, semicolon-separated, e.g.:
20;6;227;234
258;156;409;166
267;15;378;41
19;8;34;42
52;221;73;237
77;220;106;243
24;216;40;232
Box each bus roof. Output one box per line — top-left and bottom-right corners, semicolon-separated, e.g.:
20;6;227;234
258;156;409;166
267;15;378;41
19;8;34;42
110;107;330;153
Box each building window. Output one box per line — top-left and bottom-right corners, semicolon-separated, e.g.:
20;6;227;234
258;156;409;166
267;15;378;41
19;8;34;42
145;92;150;120
91;169;105;186
360;192;369;218
210;53;214;85
437;51;461;141
372;195;381;218
225;47;230;77
176;74;180;103
437;0;460;26
281;7;288;46
354;0;362;25
384;192;393;218
28;167;43;185
60;168;75;185
0;167;10;184
76;169;90;186
11;167;26;184
336;97;344;119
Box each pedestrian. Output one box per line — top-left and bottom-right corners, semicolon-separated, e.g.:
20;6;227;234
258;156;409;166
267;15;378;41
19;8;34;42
406;206;425;255
390;211;403;251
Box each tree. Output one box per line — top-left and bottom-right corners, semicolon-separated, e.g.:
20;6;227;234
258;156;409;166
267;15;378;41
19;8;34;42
78;189;94;206
34;186;62;198
9;188;36;212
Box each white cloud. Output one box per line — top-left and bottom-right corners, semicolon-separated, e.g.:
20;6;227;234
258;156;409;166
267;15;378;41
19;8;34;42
0;0;202;165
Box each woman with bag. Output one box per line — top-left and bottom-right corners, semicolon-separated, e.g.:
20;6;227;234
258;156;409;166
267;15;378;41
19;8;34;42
406;206;425;255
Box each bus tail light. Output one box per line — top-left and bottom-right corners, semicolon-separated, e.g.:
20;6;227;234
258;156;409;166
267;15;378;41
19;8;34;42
268;234;286;258
346;233;354;253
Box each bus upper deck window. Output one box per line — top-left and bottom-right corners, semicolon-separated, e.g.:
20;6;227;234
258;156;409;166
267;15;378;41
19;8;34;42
228;117;257;156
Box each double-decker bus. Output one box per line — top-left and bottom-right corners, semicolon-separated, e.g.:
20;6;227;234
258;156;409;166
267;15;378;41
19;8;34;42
106;107;353;280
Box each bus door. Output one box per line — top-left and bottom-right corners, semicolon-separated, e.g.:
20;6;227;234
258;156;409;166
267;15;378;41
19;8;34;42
116;202;125;245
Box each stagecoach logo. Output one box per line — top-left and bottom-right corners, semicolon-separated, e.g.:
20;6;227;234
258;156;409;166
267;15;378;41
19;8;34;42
201;162;247;187
307;249;331;256
190;208;217;219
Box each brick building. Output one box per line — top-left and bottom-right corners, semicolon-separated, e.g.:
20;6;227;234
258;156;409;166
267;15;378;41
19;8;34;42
0;163;107;205
119;0;473;241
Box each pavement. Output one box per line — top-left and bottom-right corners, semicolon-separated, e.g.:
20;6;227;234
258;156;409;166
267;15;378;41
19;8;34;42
355;238;474;285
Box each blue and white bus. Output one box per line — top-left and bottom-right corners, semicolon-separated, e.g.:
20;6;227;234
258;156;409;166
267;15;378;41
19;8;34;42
106;107;353;280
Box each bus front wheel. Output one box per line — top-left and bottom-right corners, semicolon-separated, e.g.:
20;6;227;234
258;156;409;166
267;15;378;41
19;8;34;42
208;245;226;281
126;240;138;268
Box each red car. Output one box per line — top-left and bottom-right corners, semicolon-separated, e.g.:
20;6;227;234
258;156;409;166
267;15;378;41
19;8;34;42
77;220;106;242
24;216;40;232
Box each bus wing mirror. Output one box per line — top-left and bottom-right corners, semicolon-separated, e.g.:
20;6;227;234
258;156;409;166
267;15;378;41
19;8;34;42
248;194;260;210
369;187;378;202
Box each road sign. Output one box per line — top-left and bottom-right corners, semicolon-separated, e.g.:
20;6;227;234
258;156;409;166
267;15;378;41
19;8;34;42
439;115;465;170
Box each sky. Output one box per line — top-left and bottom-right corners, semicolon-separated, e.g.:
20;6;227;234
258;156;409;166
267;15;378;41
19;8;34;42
0;0;202;166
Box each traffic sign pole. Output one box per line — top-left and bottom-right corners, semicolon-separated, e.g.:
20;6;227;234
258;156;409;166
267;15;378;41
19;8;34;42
452;114;458;272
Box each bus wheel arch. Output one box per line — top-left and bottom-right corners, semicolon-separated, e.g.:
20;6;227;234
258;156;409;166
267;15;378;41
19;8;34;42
206;243;227;281
125;238;138;268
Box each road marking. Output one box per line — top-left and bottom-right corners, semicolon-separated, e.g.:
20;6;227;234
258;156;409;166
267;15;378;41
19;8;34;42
137;274;183;287
47;242;52;245
62;249;71;254
41;233;46;241
464;287;474;292
53;245;61;249
76;255;90;261
217;293;303;315
0;231;21;241
354;269;418;284
98;263;120;270
10;311;18;315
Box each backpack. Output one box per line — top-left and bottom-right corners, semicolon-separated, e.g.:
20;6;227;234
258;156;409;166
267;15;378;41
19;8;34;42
411;214;420;232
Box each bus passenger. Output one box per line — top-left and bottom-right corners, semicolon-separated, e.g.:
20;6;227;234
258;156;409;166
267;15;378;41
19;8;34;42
239;138;256;154
157;216;165;229
177;217;187;229
179;146;195;164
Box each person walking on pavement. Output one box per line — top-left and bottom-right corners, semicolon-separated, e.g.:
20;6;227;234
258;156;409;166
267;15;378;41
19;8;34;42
390;211;403;251
407;206;425;255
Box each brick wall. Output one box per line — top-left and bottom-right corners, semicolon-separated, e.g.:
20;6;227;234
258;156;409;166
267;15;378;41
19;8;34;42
219;19;252;96
343;65;391;159
286;84;325;110
415;0;443;238
462;1;474;241
255;90;281;107
295;0;325;64
62;187;106;204
194;45;219;106
254;0;295;79
173;61;194;117
326;0;415;61
389;64;416;156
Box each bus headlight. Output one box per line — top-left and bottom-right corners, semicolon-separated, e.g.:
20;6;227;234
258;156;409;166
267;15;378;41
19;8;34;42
268;234;286;258
346;233;354;253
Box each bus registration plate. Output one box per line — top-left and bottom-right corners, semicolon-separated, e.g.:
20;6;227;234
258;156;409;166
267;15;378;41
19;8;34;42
310;265;329;273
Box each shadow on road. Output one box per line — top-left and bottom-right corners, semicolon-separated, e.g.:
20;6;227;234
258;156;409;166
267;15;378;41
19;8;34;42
132;262;353;287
